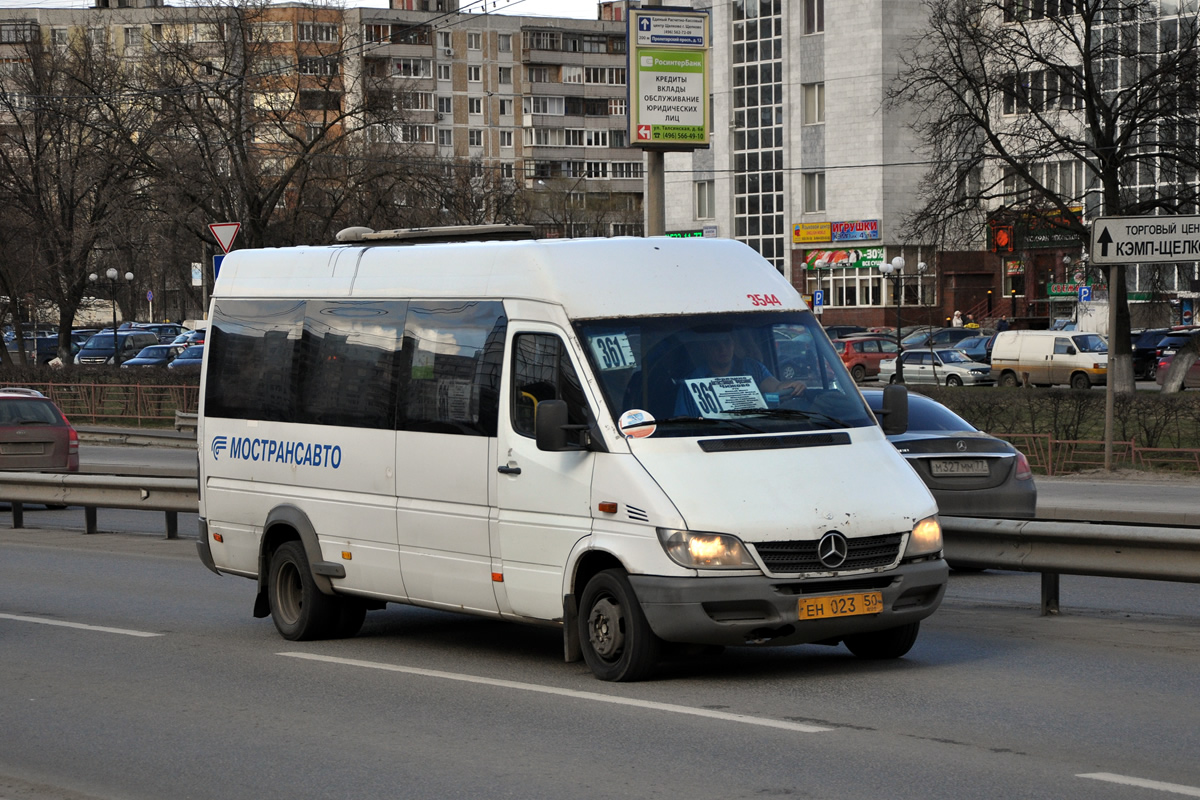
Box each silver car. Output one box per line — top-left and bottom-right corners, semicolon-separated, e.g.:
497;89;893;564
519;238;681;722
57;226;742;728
879;348;994;386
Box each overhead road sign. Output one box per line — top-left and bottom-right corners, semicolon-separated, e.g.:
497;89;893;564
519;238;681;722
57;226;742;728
1090;215;1200;264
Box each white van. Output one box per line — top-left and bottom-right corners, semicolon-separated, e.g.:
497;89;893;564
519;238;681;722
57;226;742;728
991;330;1108;389
195;228;948;681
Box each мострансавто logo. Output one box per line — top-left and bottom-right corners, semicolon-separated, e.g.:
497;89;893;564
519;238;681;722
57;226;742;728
210;435;342;469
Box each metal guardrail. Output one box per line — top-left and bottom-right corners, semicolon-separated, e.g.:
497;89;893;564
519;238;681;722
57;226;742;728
0;472;197;539
941;515;1200;615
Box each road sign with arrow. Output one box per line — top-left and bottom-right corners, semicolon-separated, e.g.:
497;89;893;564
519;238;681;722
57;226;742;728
1090;215;1200;264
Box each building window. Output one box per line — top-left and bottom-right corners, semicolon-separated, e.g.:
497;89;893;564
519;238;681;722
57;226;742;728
585;161;608;178
468;65;482;82
437;95;452;114
562;65;584;84
498;66;512;85
468;129;483;147
804;0;824;34
528;66;552;83
696;180;715;219
500;130;513;148
613;162;644;179
499;99;513;116
467;32;481;50
803;83;824;124
299;23;338;43
300;57;339;76
438;128;453;147
468;96;482;115
437;63;451;81
438;31;452;50
526;95;564;115
52;27;68;49
608;98;627;116
804;172;826;212
499;33;512;52
394;58;431;78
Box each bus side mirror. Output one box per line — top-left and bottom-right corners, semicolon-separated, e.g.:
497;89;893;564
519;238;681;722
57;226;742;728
879;384;908;436
536;399;571;451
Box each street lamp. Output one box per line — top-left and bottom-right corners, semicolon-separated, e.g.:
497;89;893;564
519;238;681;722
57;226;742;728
89;268;134;365
815;256;831;316
879;256;907;383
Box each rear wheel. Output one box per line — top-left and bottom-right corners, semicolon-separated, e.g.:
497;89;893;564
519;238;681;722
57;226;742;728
851;364;867;383
1145;362;1157;381
1070;372;1092;390
578;569;661;682
844;622;920;659
999;371;1019;388
945;375;963;387
268;541;340;640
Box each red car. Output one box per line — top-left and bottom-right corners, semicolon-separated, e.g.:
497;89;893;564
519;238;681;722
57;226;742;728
830;336;900;382
0;389;79;473
1155;354;1200;389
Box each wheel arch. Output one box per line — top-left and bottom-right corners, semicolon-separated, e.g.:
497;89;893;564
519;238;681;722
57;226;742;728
561;546;626;663
253;505;335;618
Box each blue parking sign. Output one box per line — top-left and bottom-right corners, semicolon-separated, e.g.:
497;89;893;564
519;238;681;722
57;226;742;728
813;289;824;307
1078;286;1092;302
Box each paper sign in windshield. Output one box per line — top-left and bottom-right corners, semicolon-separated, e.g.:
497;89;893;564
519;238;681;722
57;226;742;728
589;333;637;371
683;376;766;417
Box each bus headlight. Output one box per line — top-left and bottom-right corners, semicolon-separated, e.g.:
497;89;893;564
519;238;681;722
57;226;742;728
656;528;756;569
904;515;943;558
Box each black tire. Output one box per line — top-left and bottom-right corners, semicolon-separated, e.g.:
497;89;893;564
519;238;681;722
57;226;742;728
268;541;339;641
851;364;867;383
888;374;899;384
945;375;963;387
999;371;1019;388
1145;362;1157;381
844;622;920;659
578;569;661;682
1070;372;1091;391
780;363;797;380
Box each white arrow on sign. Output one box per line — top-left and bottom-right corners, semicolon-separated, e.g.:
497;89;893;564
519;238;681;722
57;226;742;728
209;222;241;254
1090;215;1200;264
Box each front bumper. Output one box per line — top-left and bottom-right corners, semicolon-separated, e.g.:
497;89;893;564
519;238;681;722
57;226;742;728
628;558;948;647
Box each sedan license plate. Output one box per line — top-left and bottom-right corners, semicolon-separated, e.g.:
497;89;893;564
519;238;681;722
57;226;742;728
931;458;989;476
798;591;882;621
0;442;45;455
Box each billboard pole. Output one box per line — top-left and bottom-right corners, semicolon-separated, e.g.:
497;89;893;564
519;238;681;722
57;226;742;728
645;0;665;236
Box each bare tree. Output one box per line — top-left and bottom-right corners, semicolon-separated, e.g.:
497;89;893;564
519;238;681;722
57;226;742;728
888;0;1200;391
0;20;149;363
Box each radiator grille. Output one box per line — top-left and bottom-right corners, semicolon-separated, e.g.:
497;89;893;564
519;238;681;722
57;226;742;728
751;533;903;574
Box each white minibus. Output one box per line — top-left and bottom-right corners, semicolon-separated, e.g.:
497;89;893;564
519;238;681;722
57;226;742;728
196;228;948;681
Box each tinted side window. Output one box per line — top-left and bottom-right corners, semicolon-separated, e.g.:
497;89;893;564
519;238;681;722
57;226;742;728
402;301;507;436
206;300;305;422
511;333;588;438
298;301;406;429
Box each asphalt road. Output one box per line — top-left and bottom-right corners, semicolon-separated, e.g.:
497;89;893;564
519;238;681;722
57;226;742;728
1;528;1198;800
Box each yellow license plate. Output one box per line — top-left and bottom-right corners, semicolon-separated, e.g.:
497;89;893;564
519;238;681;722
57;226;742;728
798;591;883;621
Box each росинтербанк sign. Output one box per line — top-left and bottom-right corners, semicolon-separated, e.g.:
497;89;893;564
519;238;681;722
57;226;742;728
628;9;711;150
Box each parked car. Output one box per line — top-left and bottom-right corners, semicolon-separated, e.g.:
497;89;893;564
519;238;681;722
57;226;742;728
879;349;994;386
1130;327;1170;380
171;329;206;348
1153;327;1200;362
120;344;186;368
863;388;1036;520
829;336;899;382
900;326;981;351
7;332;59;364
74;330;160;365
0;389;79;474
1154;354;1200;389
129;322;186;344
773;327;820;381
822;324;867;340
992;330;1108;389
953;334;997;365
167;343;204;372
69;329;100;357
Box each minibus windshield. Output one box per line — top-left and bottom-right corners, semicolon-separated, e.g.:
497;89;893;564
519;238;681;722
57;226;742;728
575;311;876;438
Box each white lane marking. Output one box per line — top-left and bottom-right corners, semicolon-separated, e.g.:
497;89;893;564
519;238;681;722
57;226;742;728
0;613;163;638
1079;773;1200;797
280;652;830;733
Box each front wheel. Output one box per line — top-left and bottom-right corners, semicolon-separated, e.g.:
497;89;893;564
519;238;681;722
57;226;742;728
1145;363;1157;381
578;569;661;682
1070;372;1092;390
268;541;340;640
844;622;920;659
851;364;867;383
945;374;963;387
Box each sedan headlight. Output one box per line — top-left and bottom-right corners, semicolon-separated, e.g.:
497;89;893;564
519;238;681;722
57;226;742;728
657;528;757;569
904;515;943;558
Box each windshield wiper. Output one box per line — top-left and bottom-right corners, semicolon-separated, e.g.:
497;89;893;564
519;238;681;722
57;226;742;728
722;408;853;429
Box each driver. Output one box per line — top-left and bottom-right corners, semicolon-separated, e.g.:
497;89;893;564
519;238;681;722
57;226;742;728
675;333;806;416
